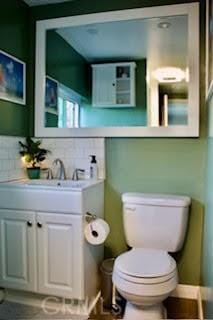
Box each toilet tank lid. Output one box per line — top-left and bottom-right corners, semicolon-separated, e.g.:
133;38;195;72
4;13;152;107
122;193;191;207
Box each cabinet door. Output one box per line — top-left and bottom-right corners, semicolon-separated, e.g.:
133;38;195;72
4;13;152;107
37;213;83;299
92;66;116;106
116;65;134;106
0;209;36;292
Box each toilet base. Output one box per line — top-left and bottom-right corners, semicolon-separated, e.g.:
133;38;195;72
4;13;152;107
123;301;165;320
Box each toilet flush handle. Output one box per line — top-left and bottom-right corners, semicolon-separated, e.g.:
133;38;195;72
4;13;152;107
125;206;136;212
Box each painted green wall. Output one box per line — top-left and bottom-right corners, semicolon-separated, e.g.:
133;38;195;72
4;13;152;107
30;0;205;285
46;30;89;98
0;0;30;136
203;2;213;312
203;94;213;318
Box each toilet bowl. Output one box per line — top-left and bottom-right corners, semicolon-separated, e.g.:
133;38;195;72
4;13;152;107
112;193;191;319
113;249;178;319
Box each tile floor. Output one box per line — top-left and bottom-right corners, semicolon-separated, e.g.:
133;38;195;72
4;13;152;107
0;297;198;320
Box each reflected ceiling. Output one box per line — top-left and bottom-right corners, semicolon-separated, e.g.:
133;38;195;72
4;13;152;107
56;16;188;71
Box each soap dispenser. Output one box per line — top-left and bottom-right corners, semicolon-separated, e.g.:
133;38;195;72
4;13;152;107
89;155;98;180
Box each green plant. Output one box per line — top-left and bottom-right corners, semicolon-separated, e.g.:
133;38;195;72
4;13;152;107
19;137;50;168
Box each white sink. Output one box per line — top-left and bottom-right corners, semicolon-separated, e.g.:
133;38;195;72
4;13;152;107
14;179;90;189
0;179;104;214
0;179;98;190
25;179;87;188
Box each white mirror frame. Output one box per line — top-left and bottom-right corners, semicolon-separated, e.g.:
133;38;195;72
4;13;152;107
35;3;199;137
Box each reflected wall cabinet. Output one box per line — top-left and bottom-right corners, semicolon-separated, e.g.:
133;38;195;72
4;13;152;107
92;62;136;107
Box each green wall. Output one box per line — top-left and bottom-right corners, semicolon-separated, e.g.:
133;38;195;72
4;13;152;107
203;94;213;318
0;0;30;136
46;30;89;98
30;0;205;285
203;3;213;313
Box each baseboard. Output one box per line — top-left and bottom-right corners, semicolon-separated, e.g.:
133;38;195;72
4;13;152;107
171;284;203;320
171;284;199;299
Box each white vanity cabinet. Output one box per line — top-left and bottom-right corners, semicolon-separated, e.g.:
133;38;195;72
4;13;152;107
92;62;136;107
0;180;104;309
0;210;37;292
37;212;83;299
0;210;84;299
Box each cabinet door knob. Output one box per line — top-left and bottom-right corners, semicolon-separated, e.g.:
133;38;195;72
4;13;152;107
37;222;42;228
27;221;33;227
112;83;115;86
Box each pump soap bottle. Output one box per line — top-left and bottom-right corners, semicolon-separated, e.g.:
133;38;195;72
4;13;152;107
89;155;98;180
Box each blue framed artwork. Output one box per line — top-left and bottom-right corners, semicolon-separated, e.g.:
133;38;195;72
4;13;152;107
0;50;26;105
45;76;58;110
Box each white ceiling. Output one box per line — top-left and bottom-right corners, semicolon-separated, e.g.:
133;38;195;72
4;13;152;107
56;16;188;70
23;0;73;6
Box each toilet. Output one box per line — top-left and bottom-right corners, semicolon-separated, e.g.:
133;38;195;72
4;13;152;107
112;193;191;320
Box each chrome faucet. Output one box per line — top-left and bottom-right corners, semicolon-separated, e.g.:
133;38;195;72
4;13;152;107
72;168;85;181
53;158;67;180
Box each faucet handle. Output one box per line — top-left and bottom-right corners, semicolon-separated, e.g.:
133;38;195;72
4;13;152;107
72;168;85;181
47;168;53;180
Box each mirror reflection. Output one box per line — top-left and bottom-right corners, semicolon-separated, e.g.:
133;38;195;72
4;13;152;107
45;15;188;129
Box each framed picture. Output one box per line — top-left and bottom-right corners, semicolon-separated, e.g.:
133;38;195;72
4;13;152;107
206;0;213;99
45;76;58;110
0;50;26;105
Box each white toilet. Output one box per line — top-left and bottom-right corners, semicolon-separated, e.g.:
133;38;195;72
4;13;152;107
112;193;191;320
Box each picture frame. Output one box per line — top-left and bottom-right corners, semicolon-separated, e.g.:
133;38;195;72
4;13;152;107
0;50;26;105
206;0;213;99
45;76;58;110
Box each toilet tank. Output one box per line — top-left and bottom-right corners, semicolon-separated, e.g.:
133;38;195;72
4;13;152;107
122;193;191;252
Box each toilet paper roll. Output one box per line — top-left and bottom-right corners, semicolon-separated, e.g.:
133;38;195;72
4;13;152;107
84;218;110;245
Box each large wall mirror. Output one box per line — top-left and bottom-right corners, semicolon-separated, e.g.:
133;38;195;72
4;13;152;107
35;3;199;137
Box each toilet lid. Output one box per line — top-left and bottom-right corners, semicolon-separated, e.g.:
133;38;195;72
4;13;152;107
115;248;176;278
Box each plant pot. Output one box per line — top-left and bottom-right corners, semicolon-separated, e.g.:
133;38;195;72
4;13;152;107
27;167;40;179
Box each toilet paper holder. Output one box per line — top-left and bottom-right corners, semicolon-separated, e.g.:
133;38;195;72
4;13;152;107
85;212;97;223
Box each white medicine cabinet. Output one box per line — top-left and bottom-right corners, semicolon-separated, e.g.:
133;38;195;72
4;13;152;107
92;62;136;107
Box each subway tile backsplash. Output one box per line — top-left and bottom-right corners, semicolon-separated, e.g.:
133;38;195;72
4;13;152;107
0;136;25;182
0;136;105;182
41;138;105;179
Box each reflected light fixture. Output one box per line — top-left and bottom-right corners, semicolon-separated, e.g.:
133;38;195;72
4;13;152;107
153;67;186;83
157;21;171;29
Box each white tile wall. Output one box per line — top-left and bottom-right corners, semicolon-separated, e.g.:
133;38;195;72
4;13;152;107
41;138;105;179
0;136;105;182
0;136;26;182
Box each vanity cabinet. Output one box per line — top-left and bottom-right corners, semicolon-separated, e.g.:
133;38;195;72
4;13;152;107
92;62;136;107
37;212;83;299
0;179;104;315
0;210;36;292
0;209;83;299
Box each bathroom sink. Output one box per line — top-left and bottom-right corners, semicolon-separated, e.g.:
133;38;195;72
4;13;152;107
0;179;96;190
18;179;90;189
0;179;104;213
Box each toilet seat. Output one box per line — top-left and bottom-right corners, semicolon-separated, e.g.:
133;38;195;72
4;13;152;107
114;248;176;285
114;266;177;285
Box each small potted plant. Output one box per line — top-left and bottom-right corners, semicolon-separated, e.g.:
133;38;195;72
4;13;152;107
19;137;50;179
